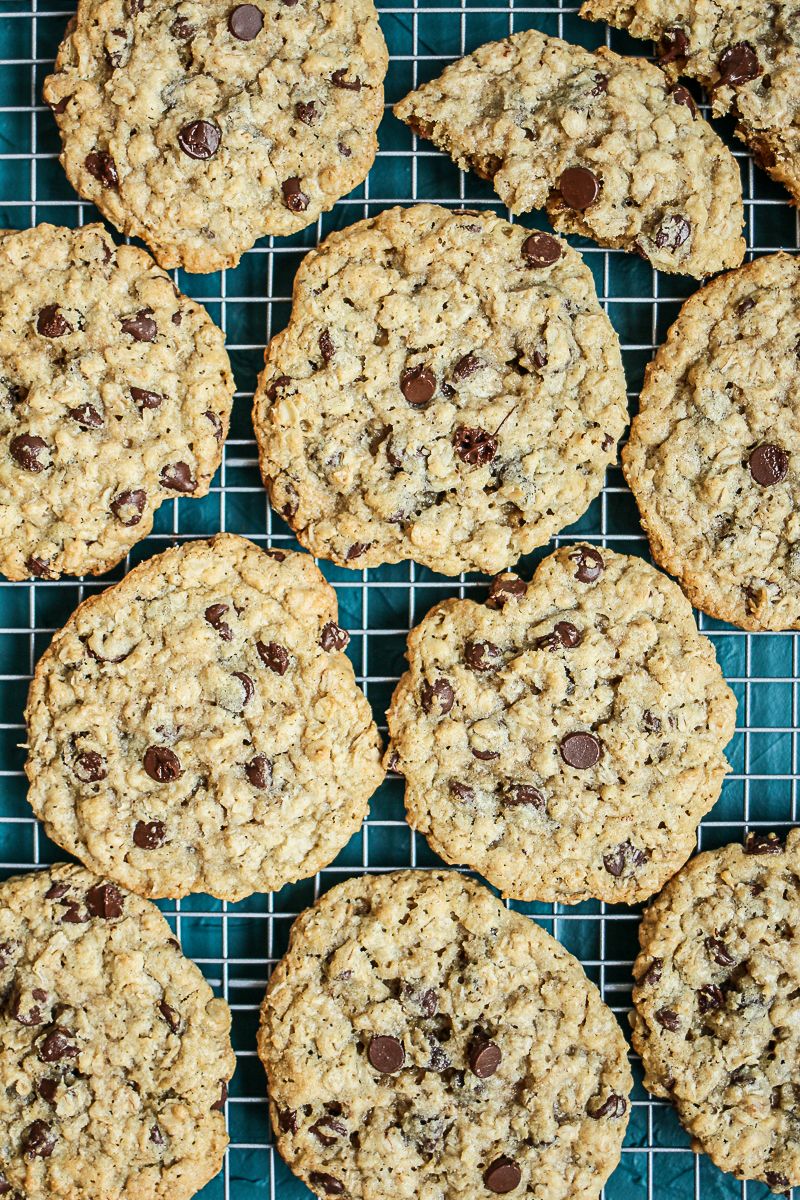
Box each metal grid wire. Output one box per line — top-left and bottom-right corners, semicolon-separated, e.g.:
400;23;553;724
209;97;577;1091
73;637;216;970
0;0;797;1197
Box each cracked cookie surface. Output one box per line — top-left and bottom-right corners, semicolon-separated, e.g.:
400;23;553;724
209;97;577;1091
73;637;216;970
259;869;632;1200
0;862;235;1200
0;224;233;582
624;252;800;631
580;0;800;205
393;28;744;277
631;829;800;1191
253;204;627;576
24;534;384;901
43;0;387;272
386;544;736;904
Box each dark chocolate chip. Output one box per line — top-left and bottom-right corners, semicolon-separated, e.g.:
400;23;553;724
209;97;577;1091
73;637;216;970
697;984;724;1012
158;999;181;1033
150;1125;164;1146
766;1173;790;1191
120;310;157;341
535;621;582;651
257;640;289;674
558;166;599;210
26;556;51;579
469;1038;501;1078
279;1109;298;1134
400;364;436;405
38;1027;78;1063
745;831;783;855
449;780;474;801
453;353;481;379
642;709;661;733
178;120;221;159
319;329;335;363
749;444;788;486
472;748;499;761
718;42;761;86
10;434;48;472
232;671;255;706
37;305;71;337
131;386;164;411
503;783;545;810
171;17;193;37
73;750;107;783
310;1117;347;1145
670;85;697;116
331;69;361;90
453;425;497;466
281;177;309;212
296;101;318;125
144;746;182;783
603;839;647;877
205;409;223;439
228;4;263;39
264;549;286;561
569;546;604;582
560;732;600;769
205;603;233;640
654;215;691;251
160;461;196;492
484;1157;521;1194
37;1077;58;1105
267;375;291;400
421;678;455;715
68;403;103;429
705;937;734;966
589;1094;627;1118
309;1173;344;1196
521;231;562;267
85;150;118;188
655;1008;679;1031
420;988;438;1017
86;883;124;920
10;989;46;1025
110;488;146;526
486;574;526;608
367;1034;405;1073
59;900;88;924
211;1080;228;1111
590;72;608;95
133;819;167;849
320;621;349;651
464;640;502;672
346;542;370;561
246;754;272;789
22;1120;56;1158
659;27;688;63
643;958;662;985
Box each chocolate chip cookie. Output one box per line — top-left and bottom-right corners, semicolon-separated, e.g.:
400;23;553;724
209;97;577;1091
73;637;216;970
631;829;800;1192
580;0;800;205
43;0;387;272
253;204;627;576
0;861;235;1200
0;224;233;582
259;869;632;1200
24;534;384;901
386;544;736;904
393;28;745;277
624;252;800;630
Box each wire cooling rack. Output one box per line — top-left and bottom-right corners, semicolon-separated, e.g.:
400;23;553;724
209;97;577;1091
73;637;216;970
0;1;797;1197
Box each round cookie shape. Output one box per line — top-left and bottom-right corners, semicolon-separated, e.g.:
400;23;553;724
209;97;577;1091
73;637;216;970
253;204;627;576
24;534;384;900
42;0;388;271
631;829;800;1191
0;224;233;581
0;862;235;1200
386;544;736;904
259;869;632;1200
624;252;800;630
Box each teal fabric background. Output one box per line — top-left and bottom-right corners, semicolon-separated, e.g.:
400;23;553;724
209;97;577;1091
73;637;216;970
0;0;795;1196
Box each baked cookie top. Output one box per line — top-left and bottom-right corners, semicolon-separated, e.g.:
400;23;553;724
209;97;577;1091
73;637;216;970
43;0;388;272
24;534;384;901
393;28;745;277
631;829;800;1192
0;862;235;1200
0;224;233;582
580;0;800;205
386;544;736;904
624;252;800;631
253;204;627;576
259;869;632;1200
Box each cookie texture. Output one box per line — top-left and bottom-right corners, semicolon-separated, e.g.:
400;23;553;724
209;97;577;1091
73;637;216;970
24;534;384;901
631;829;800;1191
0;862;235;1200
386;544;736;904
43;0;387;272
580;0;800;205
393;29;745;277
0;224;233;582
260;869;632;1200
624;252;800;631
253;204;627;576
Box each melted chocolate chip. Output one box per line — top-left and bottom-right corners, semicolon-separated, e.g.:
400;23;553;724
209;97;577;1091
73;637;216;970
38;1027;78;1063
233;671;255;705
400;365;436;405
158;999;181;1033
449;780;474;801
744;831;783;855
331;69;361;90
749;444;788;486
671;85;697;116
718;42;761;86
468;1037;501;1078
319;329;335;364
178;120;221;159
144;746;182;782
86;882;124;920
211;1080;228;1111
281;177;309;212
560;731;600;769
535;621;582;651
68;403;103;429
472;748;499;761
569;546;604;582
310;1117;347;1146
659;27;688;64
655;1008;679;1031
642;709;661;733
486;574;526;609
150;1125;164;1146
603;839;647;877
111;488;146;526
171;16;193;37
558;166;599;210
320;621;349;651
464;640;502;672
22;1120;56;1158
453;353;481;379
267;375;291;400
37;305;71;337
205;603;233;641
309;1174;344;1196
484;1157;521;1194
453;425;497;466
655;215;691;252
420;988;438;1017
160;462;196;492
85;150;118;188
279;1109;298;1134
245;754;272;789
45;883;68;900
73;750;107;783
205;410;223;440
766;1173;790;1191
11;988;46;1025
521;231;562;267
37;1077;58;1105
643;958;662;985
589;1094;627;1118
346;542;370;561
296;101;318;125
26;556;51;579
133;819;167;849
697;984;724;1012
503;783;545;809
705;937;734;966
10;434;48;472
228;4;263;39
420;678;455;715
120;310;157;341
257;640;289;674
131;386;164;411
367;1034;405;1073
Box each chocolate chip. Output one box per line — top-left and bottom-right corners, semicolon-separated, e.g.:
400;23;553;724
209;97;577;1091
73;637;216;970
453;353;481;379
160;462;196;492
486;574;526;609
158;999;181;1033
338;141;351;157
449;780;474;801
655;1008;679;1030
558;166;599;210
671;85;697;116
44;883;68;900
120;310;156;341
705;937;734;966
503;783;545;809
590;73;608;96
655;215;691;251
320;621;349;651
150;1125;164;1147
309;1174;344;1196
264;548;286;561
697;984;724;1012
453;425;497;466
228;3;263;38
744;831;783;855
73;750;107;783
659;27;688;63
38;1027;78;1063
232;671;255;706
469;1038;501;1078
110;488;146;526
472;748;499;761
66;403;104;431
718;42;761;86
205;603;233;641
205;410;223;440
59;900;88;924
464;640;502;672
420;988;438;1017
296;101;318;125
211;1080;228;1111
178;120;221;159
766;1173;790;1191
420;678;455;715
10;988;46;1025
37;1077;58;1105
133;819;167;849
569;546;604;582
279;1109;298;1134
368;1034;405;1073
37;305;71;337
484;1157;521;1193
49;95;70;114
85;150;118;188
560;731;600;769
535;621;582;651
26;556;50;578
749;444;788;486
257;641;289;674
642;709;661;733
331;68;361;90
131;386;164;411
400;364;436;405
246;754;272;789
171;16;193;37
522;231;562;266
603;839;647;877
319;329;334;364
86;883;124;920
267;375;291;400
10;434;48;472
144;746;182;782
281;177;309;212
345;542;370;561
310;1117;347;1145
22;1120;56;1158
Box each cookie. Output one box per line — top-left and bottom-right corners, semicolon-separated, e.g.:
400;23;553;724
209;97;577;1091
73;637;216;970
393;29;745;277
0;861;235;1200
43;0;388;272
623;252;800;631
580;0;800;205
0;223;233;582
24;534;384;901
386;544;736;904
259;869;632;1200
253;204;627;576
631;829;800;1191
